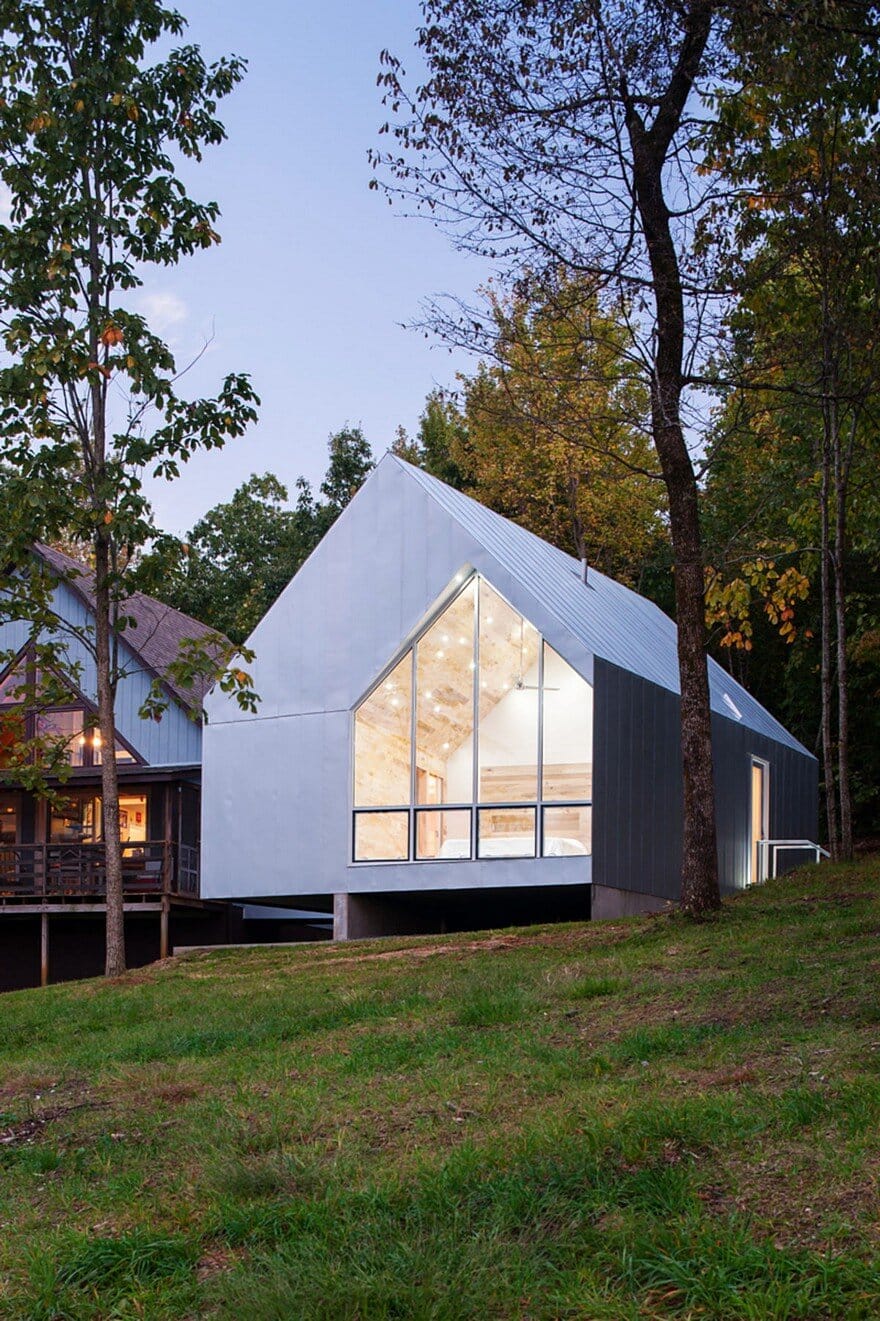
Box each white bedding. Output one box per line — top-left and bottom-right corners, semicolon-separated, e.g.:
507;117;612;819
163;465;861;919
437;835;587;859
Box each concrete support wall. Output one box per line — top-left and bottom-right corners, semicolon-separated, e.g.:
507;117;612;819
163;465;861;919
333;885;591;941
590;883;671;920
333;893;430;941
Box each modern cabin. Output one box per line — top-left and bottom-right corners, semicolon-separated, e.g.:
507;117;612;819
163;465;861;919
0;545;232;989
201;455;819;938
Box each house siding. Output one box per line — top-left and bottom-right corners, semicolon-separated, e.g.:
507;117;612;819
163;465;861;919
0;577;201;767
593;658;819;899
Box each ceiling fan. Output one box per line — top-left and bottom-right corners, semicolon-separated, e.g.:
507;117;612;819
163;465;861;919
512;619;558;691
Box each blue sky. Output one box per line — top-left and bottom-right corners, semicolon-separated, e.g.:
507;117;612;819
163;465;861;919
138;0;489;535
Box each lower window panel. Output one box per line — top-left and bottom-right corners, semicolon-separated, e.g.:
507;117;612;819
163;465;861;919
353;811;409;862
477;806;536;859
542;804;591;856
416;808;472;860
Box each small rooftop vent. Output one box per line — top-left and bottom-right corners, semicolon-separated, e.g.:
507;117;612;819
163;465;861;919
580;557;589;585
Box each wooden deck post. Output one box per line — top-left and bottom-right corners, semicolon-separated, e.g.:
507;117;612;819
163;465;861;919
160;896;170;960
40;910;49;988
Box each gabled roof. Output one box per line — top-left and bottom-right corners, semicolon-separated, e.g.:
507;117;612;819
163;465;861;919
388;455;811;757
32;544;225;710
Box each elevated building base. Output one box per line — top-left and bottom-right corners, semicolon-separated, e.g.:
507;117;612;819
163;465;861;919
333;884;591;941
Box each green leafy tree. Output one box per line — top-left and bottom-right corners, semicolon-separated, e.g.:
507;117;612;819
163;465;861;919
314;425;375;531
150;429;376;642
138;474;316;644
394;389;469;490
704;4;880;856
0;1;259;975
458;283;666;585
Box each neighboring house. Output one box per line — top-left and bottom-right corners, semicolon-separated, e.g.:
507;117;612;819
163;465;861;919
202;455;819;938
0;545;230;989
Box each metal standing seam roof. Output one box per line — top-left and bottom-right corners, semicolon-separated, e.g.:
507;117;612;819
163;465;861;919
391;455;812;757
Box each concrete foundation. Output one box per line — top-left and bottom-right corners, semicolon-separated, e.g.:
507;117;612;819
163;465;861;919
333;884;591;941
590;883;672;919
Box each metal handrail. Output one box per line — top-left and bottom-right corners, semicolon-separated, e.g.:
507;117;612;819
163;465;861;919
757;838;830;883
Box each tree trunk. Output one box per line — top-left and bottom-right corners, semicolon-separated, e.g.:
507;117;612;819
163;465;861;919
625;18;721;914
833;448;852;859
94;535;126;976
818;430;839;858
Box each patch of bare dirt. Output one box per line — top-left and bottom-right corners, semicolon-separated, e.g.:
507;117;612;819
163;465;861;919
722;1145;880;1249
0;1099;106;1148
196;1246;248;1281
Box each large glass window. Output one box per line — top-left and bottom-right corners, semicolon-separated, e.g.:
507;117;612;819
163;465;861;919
354;653;411;807
415;579;476;804
478;584;539;803
0;649;139;769
49;792;148;844
0;796;17;845
351;574;593;862
353;811;409;862
542;644;593;801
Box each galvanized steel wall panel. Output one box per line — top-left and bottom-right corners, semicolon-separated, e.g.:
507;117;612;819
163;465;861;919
594;659;818;900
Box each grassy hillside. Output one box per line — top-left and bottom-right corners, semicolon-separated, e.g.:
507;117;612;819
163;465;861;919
1;861;880;1319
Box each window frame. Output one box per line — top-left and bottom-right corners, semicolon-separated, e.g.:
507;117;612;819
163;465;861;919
0;645;143;770
350;573;593;865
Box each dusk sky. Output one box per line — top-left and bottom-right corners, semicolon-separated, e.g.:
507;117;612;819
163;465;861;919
137;0;490;535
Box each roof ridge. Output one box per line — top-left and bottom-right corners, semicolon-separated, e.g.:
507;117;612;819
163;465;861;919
30;543;230;710
386;456;812;759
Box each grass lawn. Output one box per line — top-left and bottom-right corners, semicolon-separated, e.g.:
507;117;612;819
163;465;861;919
1;860;880;1318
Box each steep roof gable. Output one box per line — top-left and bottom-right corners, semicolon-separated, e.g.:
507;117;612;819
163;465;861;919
32;544;225;711
388;456;811;757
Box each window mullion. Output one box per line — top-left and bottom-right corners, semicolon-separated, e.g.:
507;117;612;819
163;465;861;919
471;577;480;860
537;640;545;855
410;644;417;859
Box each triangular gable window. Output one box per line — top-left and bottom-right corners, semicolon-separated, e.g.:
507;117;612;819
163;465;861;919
352;572;592;863
0;647;139;768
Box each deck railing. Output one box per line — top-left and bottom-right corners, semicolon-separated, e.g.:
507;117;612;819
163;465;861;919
0;840;199;902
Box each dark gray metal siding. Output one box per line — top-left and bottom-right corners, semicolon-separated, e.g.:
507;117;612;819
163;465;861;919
593;659;819;901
